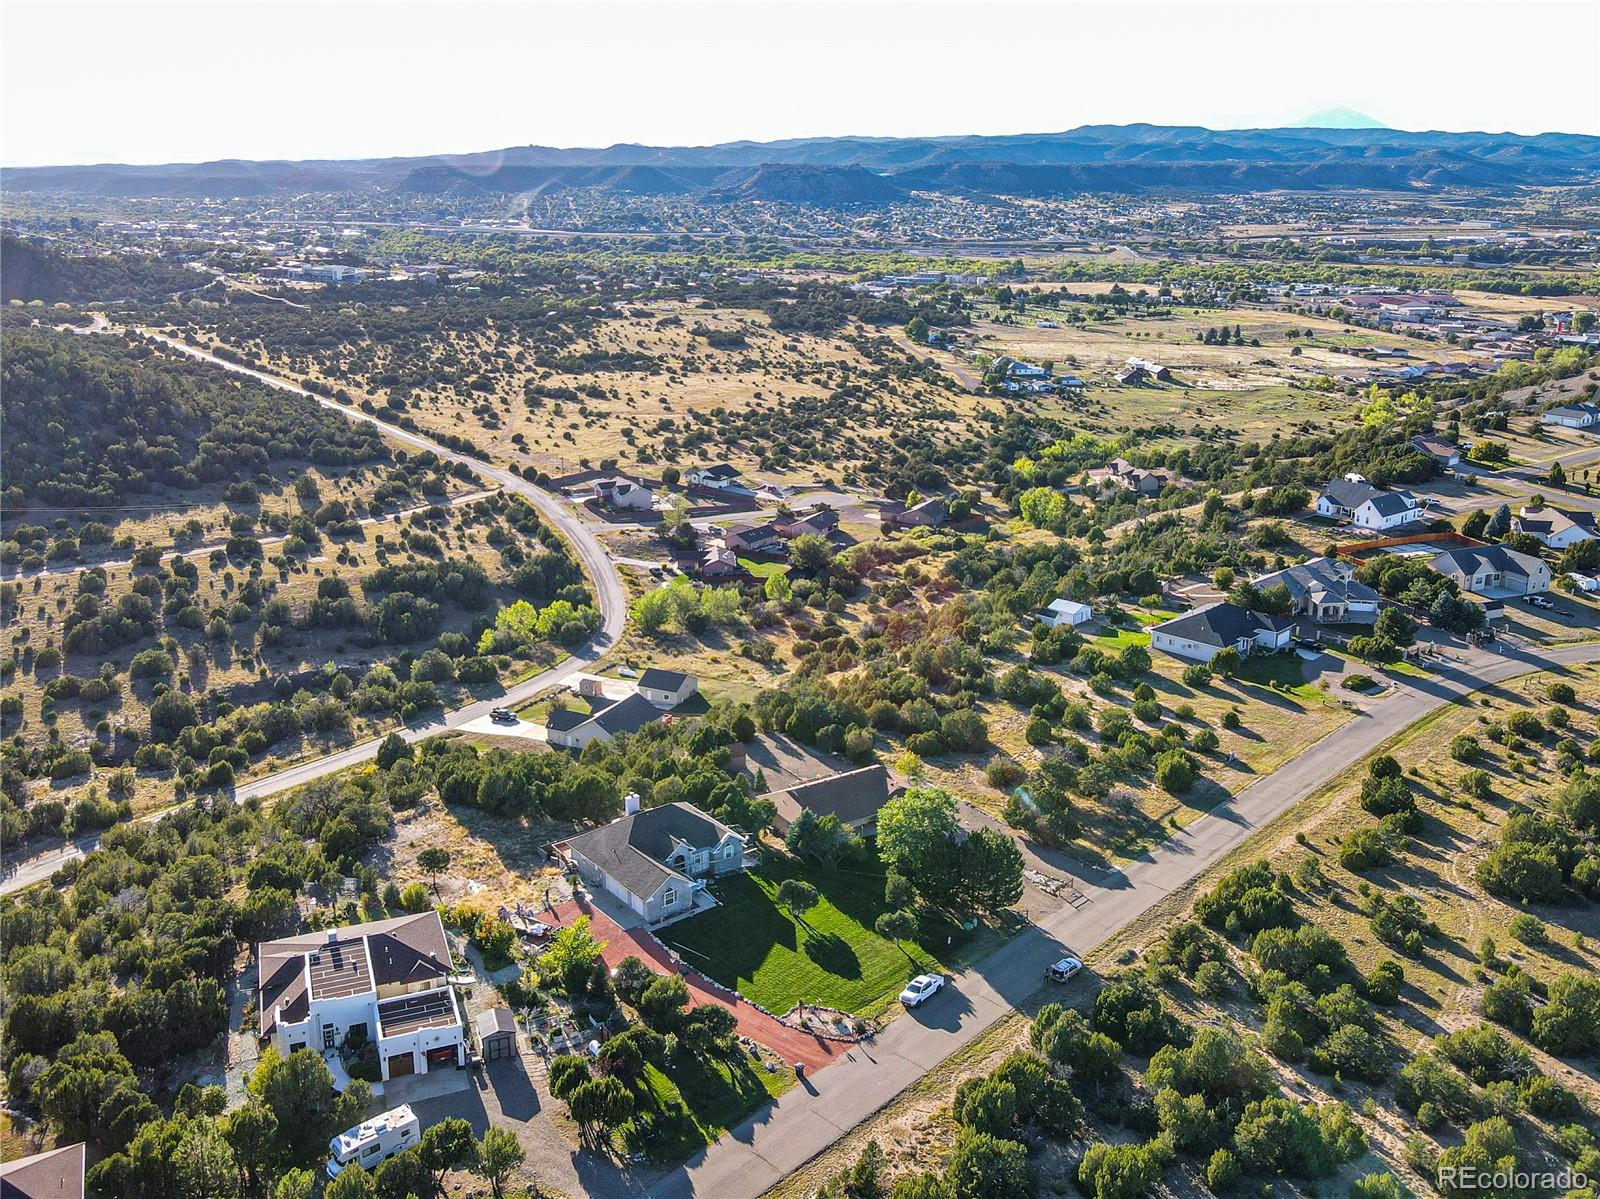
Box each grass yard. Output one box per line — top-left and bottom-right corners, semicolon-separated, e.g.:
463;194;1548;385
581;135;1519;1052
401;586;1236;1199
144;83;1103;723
737;557;790;579
659;857;963;1019
1088;625;1152;651
619;1053;792;1162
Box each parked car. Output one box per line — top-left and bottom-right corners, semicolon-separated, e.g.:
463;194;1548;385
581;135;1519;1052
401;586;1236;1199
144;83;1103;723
490;708;517;723
1045;956;1083;983
899;973;945;1008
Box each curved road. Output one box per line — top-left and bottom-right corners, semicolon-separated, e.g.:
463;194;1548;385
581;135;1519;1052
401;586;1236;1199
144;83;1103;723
0;333;627;895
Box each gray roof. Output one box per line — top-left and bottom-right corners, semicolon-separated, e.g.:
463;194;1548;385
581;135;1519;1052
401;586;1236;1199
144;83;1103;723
547;692;659;738
1432;545;1541;579
765;765;890;828
1320;478;1381;509
1;1143;84;1199
1153;602;1293;649
1364;491;1419;518
639;667;691;691
564;802;740;899
476;1007;518;1038
1254;556;1379;606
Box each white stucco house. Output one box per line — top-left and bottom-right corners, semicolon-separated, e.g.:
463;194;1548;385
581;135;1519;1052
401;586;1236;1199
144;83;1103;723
558;800;745;925
1541;403;1600;429
593;477;654;511
689;464;743;489
257;911;464;1083
1149;602;1295;663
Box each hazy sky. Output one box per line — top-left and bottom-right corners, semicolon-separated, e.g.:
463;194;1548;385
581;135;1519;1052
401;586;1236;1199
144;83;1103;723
3;0;1596;167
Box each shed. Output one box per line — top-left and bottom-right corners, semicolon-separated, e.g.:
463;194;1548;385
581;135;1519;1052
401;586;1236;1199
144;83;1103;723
477;1008;518;1062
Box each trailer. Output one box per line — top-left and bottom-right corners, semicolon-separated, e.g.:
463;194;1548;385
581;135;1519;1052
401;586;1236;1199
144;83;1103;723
327;1104;420;1179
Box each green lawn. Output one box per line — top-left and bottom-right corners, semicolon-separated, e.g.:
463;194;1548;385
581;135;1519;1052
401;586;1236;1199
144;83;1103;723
659;859;961;1018
1232;652;1326;701
738;557;790;579
1089;626;1153;651
619;1054;792;1162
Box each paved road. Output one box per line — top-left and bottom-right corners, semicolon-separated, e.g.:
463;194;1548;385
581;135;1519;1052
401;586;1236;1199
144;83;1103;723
0;335;628;896
637;637;1600;1199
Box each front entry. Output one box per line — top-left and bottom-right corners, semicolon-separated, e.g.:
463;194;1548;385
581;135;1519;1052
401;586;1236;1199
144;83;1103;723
387;1052;415;1078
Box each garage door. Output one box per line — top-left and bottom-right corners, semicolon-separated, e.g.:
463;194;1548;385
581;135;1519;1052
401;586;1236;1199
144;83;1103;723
387;1052;415;1077
482;1033;511;1062
426;1046;457;1072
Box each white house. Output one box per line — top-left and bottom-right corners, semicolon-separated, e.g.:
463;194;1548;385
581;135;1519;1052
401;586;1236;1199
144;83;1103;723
1430;545;1552;596
1541;403;1600;429
545;692;661;750
1316;477;1422;530
1036;598;1094;628
1516;506;1596;550
636;668;698;709
558;800;746;925
689;464;743;489
1149;602;1295;664
593;477;654;511
258;912;465;1083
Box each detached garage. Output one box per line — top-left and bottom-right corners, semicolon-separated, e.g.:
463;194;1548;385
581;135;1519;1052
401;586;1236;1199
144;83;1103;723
477;1008;518;1063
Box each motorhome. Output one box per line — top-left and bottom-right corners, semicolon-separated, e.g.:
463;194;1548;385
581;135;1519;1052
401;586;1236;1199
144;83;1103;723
327;1105;420;1179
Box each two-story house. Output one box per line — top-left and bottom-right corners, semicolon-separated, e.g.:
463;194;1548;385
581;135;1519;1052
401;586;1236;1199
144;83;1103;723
557;799;746;925
257;911;465;1083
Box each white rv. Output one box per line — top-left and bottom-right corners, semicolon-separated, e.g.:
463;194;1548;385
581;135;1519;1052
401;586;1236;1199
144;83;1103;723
327;1104;420;1179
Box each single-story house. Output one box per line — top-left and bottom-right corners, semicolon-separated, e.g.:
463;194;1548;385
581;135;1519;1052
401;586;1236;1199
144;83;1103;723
1125;356;1173;381
593;477;654;511
560;800;746;925
1431;545;1551;596
476;1008;518;1062
637;668;698;709
1115;364;1150;386
1516;506;1596;550
722;523;783;554
1252;556;1381;625
765;764;893;836
1407;435;1462;469
546;692;662;750
1037;598;1094;628
1;1143;85;1199
1541;403;1600;429
775;508;841;539
1149;602;1295;663
689;464;743;489
257;911;464;1083
699;546;750;582
886;497;949;529
1056;374;1087;393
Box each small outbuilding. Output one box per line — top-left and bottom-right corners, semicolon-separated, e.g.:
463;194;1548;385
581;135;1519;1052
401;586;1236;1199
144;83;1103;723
477;1008;518;1062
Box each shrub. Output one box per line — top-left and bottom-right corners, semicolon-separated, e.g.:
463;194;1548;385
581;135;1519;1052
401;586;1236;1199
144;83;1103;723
1508;913;1546;946
1182;663;1213;688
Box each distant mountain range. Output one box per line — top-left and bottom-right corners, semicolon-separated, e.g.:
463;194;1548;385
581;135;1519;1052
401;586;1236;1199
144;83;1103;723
6;123;1596;204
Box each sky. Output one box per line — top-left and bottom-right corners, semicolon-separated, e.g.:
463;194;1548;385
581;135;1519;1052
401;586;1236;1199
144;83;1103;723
3;0;1597;167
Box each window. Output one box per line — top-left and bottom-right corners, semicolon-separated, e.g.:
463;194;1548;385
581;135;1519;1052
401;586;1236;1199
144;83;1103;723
663;888;678;908
723;843;735;857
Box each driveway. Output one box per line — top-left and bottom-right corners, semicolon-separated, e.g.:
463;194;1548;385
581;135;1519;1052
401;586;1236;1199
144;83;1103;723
547;896;848;1071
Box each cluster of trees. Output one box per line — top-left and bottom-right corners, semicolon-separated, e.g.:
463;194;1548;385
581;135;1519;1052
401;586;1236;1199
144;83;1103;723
875;787;1023;922
426;699;772;832
1;327;387;518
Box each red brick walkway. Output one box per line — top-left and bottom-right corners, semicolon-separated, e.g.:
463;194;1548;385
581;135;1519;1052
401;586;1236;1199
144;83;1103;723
545;897;848;1069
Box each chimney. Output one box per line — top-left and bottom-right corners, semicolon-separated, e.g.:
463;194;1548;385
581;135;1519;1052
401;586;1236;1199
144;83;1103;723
624;792;641;816
326;930;338;944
